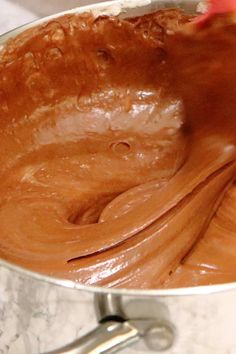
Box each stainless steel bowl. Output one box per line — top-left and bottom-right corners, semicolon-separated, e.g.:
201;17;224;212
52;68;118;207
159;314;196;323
1;1;236;354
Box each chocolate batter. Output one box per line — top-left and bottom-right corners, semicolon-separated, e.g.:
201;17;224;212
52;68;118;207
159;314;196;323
0;9;235;289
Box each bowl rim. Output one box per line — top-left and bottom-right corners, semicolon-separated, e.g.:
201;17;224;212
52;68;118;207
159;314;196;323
2;257;236;297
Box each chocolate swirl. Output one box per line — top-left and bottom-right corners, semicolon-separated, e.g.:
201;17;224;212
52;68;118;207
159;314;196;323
0;9;236;289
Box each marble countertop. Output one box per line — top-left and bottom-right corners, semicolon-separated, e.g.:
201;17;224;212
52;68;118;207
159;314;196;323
0;0;37;35
0;0;109;35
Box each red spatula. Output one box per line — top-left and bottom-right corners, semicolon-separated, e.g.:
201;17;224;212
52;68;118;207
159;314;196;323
196;0;236;26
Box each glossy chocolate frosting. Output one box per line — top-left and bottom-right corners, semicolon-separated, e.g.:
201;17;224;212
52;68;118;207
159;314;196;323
0;9;235;289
